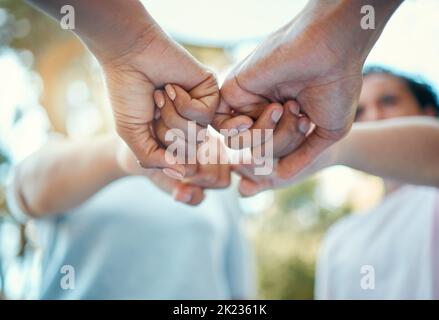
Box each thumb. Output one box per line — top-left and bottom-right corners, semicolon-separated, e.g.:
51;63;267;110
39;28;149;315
117;122;186;179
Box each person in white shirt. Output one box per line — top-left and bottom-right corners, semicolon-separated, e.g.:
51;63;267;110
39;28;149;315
233;66;439;299
304;67;439;299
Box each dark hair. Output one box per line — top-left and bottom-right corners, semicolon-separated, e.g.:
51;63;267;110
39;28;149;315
363;66;439;116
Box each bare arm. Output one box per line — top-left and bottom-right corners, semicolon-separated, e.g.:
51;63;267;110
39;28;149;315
220;0;404;181
26;0;155;62
236;117;439;196
295;117;439;187
336;117;439;187
26;0;223;177
12;135;126;216
11;131;231;217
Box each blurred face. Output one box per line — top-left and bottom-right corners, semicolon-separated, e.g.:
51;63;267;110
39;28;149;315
356;73;431;122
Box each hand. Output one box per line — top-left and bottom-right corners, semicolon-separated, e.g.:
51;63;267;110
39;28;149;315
155;83;231;194
233;125;340;197
216;0;403;193
117;83;232;205
116;140;205;205
100;23;227;180
217;21;362;184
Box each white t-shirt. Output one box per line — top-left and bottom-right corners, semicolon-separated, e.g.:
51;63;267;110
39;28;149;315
315;185;439;299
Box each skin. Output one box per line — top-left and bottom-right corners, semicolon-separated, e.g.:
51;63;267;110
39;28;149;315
11;133;213;217
355;73;437;121
11;86;233;217
28;0;404;185
235;73;439;196
217;0;404;180
27;0;251;181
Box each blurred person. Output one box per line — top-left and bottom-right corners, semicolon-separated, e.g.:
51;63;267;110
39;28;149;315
235;67;439;299
2;87;254;299
314;68;439;299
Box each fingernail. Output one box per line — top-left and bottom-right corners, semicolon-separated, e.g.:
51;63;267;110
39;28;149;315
299;119;311;134
174;190;192;203
288;102;300;116
155;91;165;108
163;168;184;180
165;84;176;101
239;179;255;197
154;109;161;120
238;123;252;133
271;109;283;123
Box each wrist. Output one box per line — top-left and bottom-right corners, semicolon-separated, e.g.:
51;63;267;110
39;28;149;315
113;137;141;177
103;136;130;179
72;0;159;64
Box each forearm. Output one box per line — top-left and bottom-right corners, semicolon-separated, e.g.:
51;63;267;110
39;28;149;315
13;135;126;217
27;0;157;61
301;0;403;64
336;117;439;187
241;0;403;94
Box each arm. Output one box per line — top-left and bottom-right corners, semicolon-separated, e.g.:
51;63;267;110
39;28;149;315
220;0;403;180
299;0;404;65
236;117;439;196
26;0;227;178
335;117;439;187
12;135;125;216
26;0;155;62
11;134;210;218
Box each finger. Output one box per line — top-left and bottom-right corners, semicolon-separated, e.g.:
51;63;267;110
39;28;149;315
232;163;258;182
108;72;186;178
183;163;220;188
216;164;231;189
146;169;204;205
238;177;271;197
213;100;267;140
165;74;219;126
188;73;219;125
252;101;311;158
211;97;253;136
153;120;198;177
220;75;268;117
117;121;186;179
225;103;284;150
154;90;206;141
276;127;337;180
232;161;276;184
173;183;205;206
138;169;204;205
154;119;180;147
213;75;266;132
229;101;270;119
212;112;254;134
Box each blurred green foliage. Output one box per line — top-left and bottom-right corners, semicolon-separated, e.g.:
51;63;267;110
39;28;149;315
250;178;352;299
